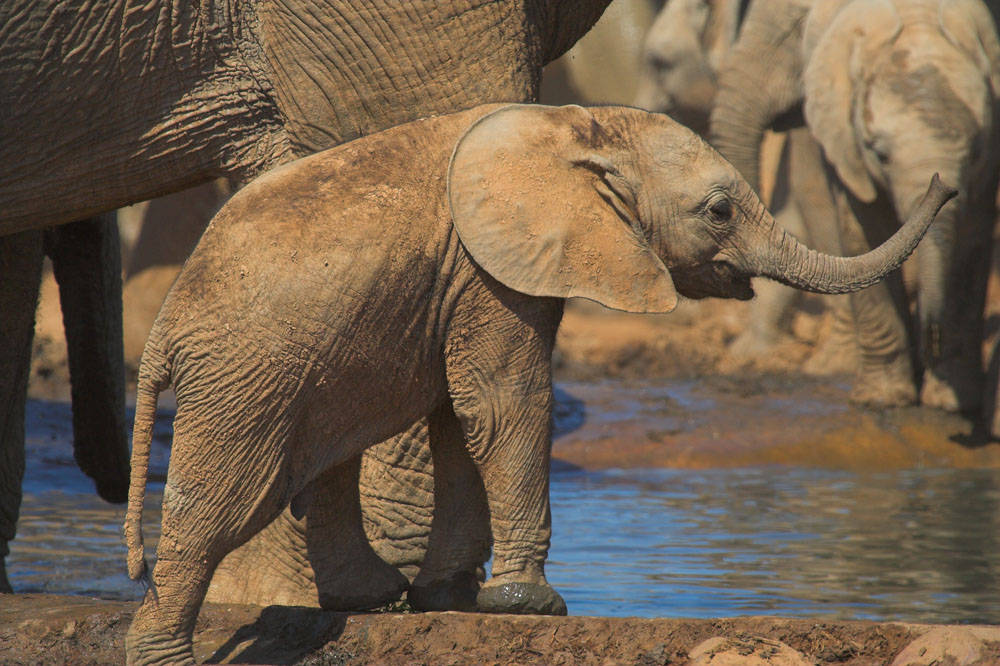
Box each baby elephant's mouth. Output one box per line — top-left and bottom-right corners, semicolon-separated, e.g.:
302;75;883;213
673;261;754;301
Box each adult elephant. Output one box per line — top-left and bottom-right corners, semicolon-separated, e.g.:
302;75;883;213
710;0;1000;410
0;0;613;602
635;0;855;372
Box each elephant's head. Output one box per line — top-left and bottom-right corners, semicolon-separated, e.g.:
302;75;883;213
448;104;955;313
634;0;750;135
803;0;1000;355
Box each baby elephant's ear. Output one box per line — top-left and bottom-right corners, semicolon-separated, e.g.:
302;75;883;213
448;104;677;314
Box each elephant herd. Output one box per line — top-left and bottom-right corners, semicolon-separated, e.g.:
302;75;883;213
0;0;996;664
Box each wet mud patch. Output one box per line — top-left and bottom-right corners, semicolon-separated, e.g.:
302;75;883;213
551;374;1000;471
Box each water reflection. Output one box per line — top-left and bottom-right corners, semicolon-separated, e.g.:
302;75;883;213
548;467;1000;622
9;398;1000;623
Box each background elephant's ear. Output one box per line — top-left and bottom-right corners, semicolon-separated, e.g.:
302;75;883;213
803;0;900;203
448;104;677;314
939;0;1000;99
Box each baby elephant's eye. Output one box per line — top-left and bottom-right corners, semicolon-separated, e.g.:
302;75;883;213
708;197;733;221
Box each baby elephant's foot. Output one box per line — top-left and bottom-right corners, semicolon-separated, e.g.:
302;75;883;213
316;559;408;611
408;571;481;611
476;573;567;616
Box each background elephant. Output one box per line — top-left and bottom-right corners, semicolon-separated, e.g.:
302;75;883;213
123;103;953;665
711;0;1000;410
634;0;856;371
1;0;612;597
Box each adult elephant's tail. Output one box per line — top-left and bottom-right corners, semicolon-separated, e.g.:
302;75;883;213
123;342;170;599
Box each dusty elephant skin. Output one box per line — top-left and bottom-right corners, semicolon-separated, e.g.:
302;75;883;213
0;0;612;596
119;103;953;665
5;594;1000;666
710;0;1000;416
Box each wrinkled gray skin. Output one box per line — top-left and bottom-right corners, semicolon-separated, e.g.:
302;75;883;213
0;0;612;595
0;218;128;593
711;0;1000;410
635;0;855;370
122;103;952;665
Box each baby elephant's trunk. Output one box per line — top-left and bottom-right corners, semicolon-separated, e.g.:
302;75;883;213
122;345;170;598
749;174;957;293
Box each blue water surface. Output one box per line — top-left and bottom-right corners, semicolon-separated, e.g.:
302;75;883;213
9;396;1000;623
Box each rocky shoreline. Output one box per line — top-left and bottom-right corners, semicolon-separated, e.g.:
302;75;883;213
2;594;999;665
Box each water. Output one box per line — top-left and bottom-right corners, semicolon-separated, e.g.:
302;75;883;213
9;392;1000;622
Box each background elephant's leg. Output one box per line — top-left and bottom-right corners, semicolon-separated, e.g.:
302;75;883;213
920;192;995;413
43;215;129;503
410;402;492;611
729;136;801;360
729;204;802;359
837;188;918;407
790;131;859;376
306;456;409;611
0;230;45;592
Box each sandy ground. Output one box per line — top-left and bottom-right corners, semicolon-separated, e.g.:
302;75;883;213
4;594;1000;665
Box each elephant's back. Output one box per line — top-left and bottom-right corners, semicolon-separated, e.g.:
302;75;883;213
152;106;500;388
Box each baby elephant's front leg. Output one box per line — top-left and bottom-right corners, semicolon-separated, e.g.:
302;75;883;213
443;301;565;616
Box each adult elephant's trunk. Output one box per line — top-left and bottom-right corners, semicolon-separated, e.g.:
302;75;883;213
708;0;810;191
745;175;956;294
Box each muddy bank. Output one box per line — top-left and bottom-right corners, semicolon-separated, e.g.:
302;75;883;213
551;375;1000;471
3;594;1000;665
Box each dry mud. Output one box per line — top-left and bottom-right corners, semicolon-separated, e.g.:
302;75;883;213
4;594;1000;665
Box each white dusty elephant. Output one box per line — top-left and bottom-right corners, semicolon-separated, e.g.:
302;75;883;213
711;0;1000;411
122;102;953;665
635;0;857;370
0;0;613;594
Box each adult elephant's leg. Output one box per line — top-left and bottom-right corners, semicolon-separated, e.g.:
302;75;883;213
43;215;130;503
0;231;45;592
206;421;451;608
730;131;803;361
409;402;492;611
837;186;918;407
306;456;409;610
358;420;438;582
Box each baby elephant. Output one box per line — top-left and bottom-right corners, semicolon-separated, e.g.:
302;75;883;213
123;103;953;665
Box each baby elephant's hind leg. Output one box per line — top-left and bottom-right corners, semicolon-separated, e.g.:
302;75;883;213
125;433;293;666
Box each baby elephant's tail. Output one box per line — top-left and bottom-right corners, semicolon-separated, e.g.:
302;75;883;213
123;345;170;599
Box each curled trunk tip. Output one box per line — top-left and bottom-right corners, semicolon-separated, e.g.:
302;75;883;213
754;174;956;294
